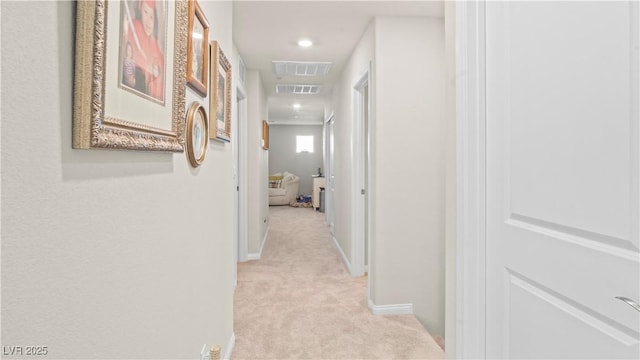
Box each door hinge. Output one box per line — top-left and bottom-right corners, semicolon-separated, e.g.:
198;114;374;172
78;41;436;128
361;189;365;195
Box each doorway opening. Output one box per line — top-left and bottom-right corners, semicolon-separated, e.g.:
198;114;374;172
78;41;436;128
352;69;372;278
236;87;248;266
325;113;335;233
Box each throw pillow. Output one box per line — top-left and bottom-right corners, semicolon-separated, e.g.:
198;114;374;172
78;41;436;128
268;175;283;189
268;179;282;188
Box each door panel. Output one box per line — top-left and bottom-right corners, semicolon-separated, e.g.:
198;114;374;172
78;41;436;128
508;270;637;359
486;1;640;358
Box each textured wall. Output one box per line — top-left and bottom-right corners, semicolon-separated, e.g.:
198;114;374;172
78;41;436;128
331;23;375;265
1;1;235;358
245;69;269;256
372;16;446;338
331;17;447;339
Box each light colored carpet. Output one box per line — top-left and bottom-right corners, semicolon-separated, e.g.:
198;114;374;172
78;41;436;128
233;206;445;359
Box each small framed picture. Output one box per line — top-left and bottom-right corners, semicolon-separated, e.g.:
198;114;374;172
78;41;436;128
262;120;269;150
210;41;232;142
186;0;209;96
185;101;208;167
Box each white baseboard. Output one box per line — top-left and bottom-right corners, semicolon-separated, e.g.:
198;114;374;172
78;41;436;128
248;226;269;260
331;236;352;274
368;299;414;315
223;332;235;360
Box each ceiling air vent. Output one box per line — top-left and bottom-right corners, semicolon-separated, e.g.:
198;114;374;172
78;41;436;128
276;84;322;95
272;61;332;77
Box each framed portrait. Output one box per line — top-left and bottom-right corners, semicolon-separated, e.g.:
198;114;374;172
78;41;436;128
185;102;209;167
73;0;188;152
118;0;168;104
262;120;269;150
210;41;232;142
186;0;209;97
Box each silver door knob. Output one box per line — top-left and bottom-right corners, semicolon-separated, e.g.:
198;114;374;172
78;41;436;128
615;296;640;312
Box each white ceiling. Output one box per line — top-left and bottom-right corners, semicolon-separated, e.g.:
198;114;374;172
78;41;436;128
233;1;444;125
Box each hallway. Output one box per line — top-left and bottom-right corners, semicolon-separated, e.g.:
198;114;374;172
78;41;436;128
233;206;444;359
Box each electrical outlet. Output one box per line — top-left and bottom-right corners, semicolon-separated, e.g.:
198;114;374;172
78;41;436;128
200;344;210;360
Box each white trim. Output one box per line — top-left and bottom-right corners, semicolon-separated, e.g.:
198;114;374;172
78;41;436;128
324;113;335;231
365;60;375;307
269;121;324;126
223;332;235;360
248;226;269;260
237;85;248;263
350;70;370;277
324;111;335;236
331;236;352;275
247;253;260;261
367;300;413;315
456;1;487;359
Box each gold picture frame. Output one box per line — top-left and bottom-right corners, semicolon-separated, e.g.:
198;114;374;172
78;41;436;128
210;41;232;142
186;0;209;97
262;120;269;150
73;0;188;152
185;102;209;167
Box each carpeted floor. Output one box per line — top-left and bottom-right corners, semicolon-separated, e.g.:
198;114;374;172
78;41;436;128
233;206;445;359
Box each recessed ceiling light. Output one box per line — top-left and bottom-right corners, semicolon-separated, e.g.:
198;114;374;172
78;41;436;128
293;103;301;109
298;39;313;48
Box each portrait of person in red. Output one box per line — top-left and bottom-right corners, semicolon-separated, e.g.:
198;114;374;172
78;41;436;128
120;0;166;103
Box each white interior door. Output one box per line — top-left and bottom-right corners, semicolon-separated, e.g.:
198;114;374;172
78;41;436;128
327;115;335;231
486;1;640;358
236;88;248;263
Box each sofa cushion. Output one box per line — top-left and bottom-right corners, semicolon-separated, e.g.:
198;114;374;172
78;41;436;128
282;174;295;183
269;188;287;197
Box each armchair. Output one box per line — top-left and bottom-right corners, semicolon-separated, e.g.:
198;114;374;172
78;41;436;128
268;172;300;206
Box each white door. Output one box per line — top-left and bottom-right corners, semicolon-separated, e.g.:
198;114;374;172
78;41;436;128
486;1;640;358
236;88;248;263
327;115;335;231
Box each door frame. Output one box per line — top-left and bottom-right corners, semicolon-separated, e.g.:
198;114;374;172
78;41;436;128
236;86;248;263
351;68;372;278
325;112;335;232
455;1;487;358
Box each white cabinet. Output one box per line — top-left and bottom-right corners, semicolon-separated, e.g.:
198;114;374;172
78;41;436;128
312;176;325;210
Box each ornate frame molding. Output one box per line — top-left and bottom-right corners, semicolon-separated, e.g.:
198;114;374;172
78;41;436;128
73;0;188;152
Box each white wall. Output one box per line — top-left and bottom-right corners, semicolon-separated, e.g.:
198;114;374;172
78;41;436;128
372;15;446;339
331;16;446;338
245;69;269;256
331;23;375;265
444;2;457;355
1;1;235;358
269;125;324;195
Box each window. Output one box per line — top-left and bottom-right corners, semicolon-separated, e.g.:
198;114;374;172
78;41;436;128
296;136;314;153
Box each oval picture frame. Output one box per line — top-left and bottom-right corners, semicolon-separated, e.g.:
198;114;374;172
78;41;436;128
185;102;209;167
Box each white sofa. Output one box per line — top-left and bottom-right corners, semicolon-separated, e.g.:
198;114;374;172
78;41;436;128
269;172;300;206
